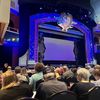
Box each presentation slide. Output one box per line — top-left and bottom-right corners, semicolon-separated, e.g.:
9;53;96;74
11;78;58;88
44;37;75;61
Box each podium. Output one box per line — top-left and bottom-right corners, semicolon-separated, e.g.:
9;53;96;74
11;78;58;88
0;0;11;44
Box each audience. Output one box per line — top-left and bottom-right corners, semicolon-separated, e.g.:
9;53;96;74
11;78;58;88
0;62;100;100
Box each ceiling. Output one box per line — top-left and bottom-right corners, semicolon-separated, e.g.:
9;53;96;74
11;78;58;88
18;0;96;30
18;0;92;10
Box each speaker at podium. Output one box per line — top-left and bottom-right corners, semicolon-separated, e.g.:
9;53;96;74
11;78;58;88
0;0;11;45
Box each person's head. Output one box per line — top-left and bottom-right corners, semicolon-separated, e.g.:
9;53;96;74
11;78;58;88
15;66;21;74
7;66;12;71
35;62;44;72
55;67;61;75
4;63;8;68
71;68;77;75
43;66;54;74
94;64;100;69
1;70;18;90
85;65;91;70
21;67;27;75
44;72;56;81
93;69;100;80
64;70;74;79
77;68;91;82
63;65;69;72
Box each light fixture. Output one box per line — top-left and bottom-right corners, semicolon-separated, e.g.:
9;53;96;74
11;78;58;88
57;13;77;32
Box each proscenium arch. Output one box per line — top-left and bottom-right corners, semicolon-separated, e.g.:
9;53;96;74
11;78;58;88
29;13;94;64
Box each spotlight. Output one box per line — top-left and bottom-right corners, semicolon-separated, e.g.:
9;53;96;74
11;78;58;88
40;7;43;10
85;15;87;17
54;9;57;12
12;38;16;41
16;38;19;42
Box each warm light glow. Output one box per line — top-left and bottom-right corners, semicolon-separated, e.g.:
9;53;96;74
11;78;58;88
57;13;76;32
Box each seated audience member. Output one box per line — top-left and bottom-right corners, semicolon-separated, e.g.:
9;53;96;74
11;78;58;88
63;69;74;85
35;72;67;100
70;68;95;96
62;67;78;87
63;65;69;73
94;64;100;69
21;67;28;76
29;62;44;91
89;68;96;82
7;66;12;71
54;67;61;79
15;66;28;83
59;66;64;75
92;68;100;86
71;68;77;77
63;69;74;80
0;72;2;89
21;67;29;83
15;66;21;77
43;66;55;74
0;70;33;100
2;63;9;73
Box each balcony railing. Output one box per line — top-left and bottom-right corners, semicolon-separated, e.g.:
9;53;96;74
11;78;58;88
7;27;19;33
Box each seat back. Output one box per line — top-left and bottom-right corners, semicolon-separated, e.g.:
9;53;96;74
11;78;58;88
79;86;100;100
88;86;100;100
36;79;44;90
17;97;38;100
47;91;77;100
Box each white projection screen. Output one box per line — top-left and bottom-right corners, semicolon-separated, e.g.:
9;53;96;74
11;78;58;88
43;37;75;61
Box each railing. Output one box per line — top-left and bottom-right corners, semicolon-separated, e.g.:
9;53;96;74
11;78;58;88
7;27;19;33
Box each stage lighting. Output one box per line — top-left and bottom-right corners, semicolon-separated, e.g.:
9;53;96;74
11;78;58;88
12;38;16;41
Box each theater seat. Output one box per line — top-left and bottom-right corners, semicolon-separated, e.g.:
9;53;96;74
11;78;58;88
47;91;77;100
88;86;100;100
17;97;38;100
79;86;100;100
36;79;44;90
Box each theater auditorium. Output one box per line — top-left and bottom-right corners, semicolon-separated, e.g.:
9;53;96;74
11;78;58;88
0;0;100;100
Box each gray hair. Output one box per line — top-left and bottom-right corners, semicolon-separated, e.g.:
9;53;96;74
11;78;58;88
44;72;56;80
77;68;91;81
